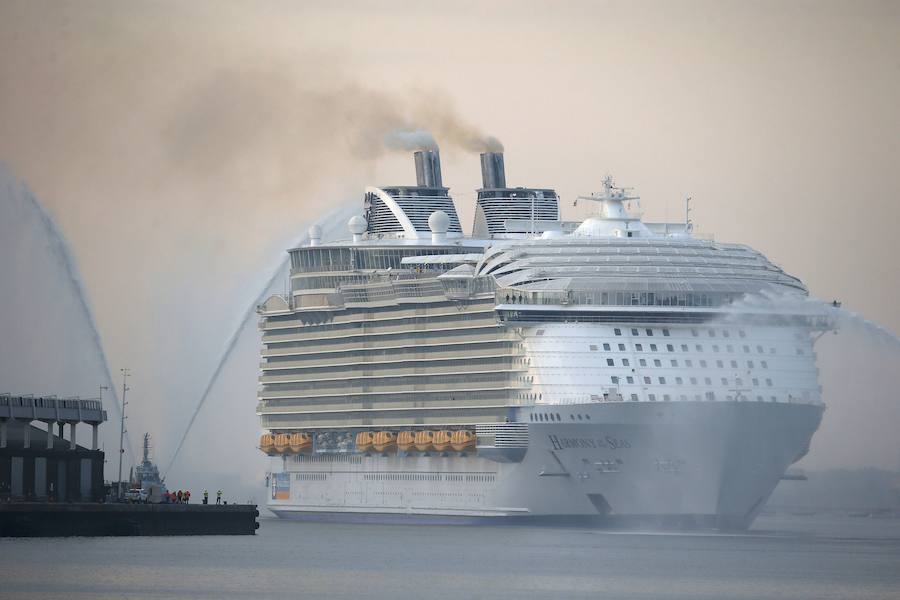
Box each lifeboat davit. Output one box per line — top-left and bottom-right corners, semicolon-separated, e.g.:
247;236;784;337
373;431;396;453
450;430;476;452
397;431;415;452
259;434;276;455
273;433;290;453
414;430;434;452
432;430;452;452
289;433;312;454
355;431;374;453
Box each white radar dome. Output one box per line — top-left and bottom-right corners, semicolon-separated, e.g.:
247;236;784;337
308;224;323;239
428;210;450;234
347;215;367;235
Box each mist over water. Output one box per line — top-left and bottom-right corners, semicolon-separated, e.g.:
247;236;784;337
0;165;134;468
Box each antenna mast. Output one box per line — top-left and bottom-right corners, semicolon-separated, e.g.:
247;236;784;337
117;368;130;500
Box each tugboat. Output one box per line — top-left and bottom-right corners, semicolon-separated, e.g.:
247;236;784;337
129;433;168;503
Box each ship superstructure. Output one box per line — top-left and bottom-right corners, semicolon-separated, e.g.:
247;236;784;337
256;149;828;529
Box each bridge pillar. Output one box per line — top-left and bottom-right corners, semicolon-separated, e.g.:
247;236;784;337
92;423;99;451
57;422;64;439
23;421;31;449
46;423;54;449
0;420;6;448
69;422;77;450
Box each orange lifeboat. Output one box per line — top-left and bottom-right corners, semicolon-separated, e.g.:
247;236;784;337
414;430;434;452
289;433;312;454
259;434;276;455
355;431;374;453
432;430;452;452
373;431;396;453
273;433;290;453
397;431;416;452
450;430;476;452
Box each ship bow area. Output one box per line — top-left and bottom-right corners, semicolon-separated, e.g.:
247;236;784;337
519;400;824;530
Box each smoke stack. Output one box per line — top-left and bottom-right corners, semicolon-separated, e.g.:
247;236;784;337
480;152;506;189
414;150;443;188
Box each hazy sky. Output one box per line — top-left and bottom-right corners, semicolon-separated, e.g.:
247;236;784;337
1;1;898;476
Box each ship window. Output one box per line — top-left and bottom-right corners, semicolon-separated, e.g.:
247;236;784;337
685;360;693;367
630;394;639;401
667;344;674;352
705;377;712;385
603;343;611;351
700;360;708;368
726;395;734;401
753;378;759;386
721;378;729;385
796;348;805;355
706;391;716;400
663;329;671;337
727;345;734;353
639;359;647;367
713;345;720;353
659;377;666;384
695;394;703;401
696;345;703;352
649;394;657;401
645;329;654;336
736;378;743;386
607;359;615;366
708;330;716;338
585;414;591;420
556;413;561;421
771;396;777;402
723;330;731;338
770;347;776;354
757;395;764;402
690;377;698;385
650;344;658;352
590;344;598;351
716;360;724;368
691;329;699;337
622;359;630;367
739;330;746;338
743;345;750;353
757;345;764;353
644;377;651;384
671;360;678;367
577;414;583;420
654;359;662;367
766;378;773;386
632;328;639;336
748;361;755;368
614;328;622;336
761;361;768;369
570;414;575;420
635;344;643;351
681;344;689;351
680;394;688;401
729;360;737;368
611;376;620;384
675;377;683;384
618;343;626;351
663;394;671;401
536;330;545;336
626;376;634;384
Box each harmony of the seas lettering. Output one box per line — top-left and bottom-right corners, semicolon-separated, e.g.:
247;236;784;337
548;435;632;451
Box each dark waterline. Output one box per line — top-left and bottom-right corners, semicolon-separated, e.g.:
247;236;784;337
3;514;899;600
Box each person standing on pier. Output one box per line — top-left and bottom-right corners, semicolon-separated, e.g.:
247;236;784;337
216;490;222;505
203;490;208;505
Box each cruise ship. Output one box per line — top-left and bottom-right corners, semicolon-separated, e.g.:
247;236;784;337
256;148;829;529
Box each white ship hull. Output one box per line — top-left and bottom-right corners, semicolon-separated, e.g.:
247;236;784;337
268;400;822;530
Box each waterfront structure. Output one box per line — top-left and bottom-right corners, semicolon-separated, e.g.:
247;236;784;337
256;149;828;529
0;395;106;501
